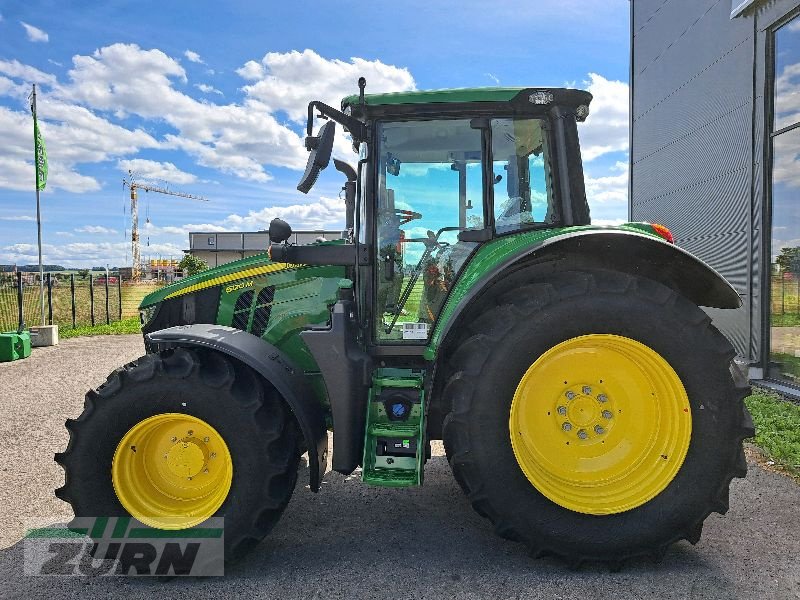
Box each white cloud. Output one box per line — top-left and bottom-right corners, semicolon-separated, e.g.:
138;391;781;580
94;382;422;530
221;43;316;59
20;21;48;43
0;59;57;86
223;195;344;230
184;50;204;64
0;46;415;193
0;215;35;221
238;49;416;123
485;72;500;85
579;73;629;161
47;59;63;67
118;159;198;185
75;225;119;235
194;83;223;95
0;241;184;267
585;161;629;204
55;231;75;237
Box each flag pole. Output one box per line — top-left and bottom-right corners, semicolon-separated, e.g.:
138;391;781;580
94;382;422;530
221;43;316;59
31;83;45;326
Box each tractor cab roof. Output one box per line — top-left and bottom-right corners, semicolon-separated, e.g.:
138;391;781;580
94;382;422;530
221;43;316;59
341;87;592;120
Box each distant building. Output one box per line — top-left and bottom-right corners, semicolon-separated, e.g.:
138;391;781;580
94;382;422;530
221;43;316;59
629;0;800;390
187;231;342;267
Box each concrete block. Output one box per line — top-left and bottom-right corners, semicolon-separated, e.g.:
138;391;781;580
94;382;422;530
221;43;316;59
30;325;59;347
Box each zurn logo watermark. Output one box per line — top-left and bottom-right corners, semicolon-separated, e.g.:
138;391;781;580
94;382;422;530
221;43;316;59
24;517;224;576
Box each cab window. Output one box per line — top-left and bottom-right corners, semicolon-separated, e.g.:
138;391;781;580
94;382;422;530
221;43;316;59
491;118;557;234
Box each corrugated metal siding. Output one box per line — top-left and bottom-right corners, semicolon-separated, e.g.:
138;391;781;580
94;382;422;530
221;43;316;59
631;0;755;358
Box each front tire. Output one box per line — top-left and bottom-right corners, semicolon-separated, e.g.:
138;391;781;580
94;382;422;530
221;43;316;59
55;347;301;562
441;269;753;567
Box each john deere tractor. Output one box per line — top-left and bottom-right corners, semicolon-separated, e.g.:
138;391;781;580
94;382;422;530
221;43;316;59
56;81;753;567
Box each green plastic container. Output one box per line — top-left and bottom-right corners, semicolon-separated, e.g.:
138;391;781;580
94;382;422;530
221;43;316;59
0;331;32;362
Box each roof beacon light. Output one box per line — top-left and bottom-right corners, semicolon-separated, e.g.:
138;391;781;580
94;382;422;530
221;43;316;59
651;223;675;244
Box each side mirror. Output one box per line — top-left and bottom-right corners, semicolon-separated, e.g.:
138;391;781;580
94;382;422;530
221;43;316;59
297;121;335;194
268;218;293;244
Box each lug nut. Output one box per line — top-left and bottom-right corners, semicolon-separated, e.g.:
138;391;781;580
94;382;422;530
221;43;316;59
582;386;592;395
597;394;608;403
187;430;194;436
210;452;216;459
557;405;567;416
594;425;605;435
171;436;177;443
602;410;613;419
562;422;573;431
203;437;210;443
565;391;576;400
577;429;588;440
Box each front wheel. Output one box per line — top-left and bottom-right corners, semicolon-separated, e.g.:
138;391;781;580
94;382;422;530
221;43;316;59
441;270;753;567
55;347;301;562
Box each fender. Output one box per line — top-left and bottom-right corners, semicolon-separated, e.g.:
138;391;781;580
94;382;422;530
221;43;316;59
145;324;328;492
426;229;741;360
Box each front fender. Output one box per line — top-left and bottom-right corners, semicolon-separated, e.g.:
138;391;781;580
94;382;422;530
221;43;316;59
426;229;740;360
145;324;328;491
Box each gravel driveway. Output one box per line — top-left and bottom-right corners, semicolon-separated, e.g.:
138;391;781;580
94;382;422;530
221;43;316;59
0;335;798;599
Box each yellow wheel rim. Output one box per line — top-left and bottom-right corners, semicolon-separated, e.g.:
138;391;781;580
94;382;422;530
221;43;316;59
112;413;233;529
509;334;691;515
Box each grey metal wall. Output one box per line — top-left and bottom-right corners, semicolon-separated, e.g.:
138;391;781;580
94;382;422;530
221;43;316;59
630;0;756;358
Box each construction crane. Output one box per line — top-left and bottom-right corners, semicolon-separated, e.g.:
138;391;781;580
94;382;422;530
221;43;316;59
123;171;208;280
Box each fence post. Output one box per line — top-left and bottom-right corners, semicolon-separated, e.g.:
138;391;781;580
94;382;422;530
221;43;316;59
70;274;76;328
117;276;122;321
89;274;95;327
105;275;110;325
46;273;53;325
16;271;24;332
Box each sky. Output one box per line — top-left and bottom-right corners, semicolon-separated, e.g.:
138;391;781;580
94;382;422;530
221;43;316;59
0;0;631;268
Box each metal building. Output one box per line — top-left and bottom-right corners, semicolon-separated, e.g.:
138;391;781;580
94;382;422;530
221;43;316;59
630;0;800;391
188;231;342;267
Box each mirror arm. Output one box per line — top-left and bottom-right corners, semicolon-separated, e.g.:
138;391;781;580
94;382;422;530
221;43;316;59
307;101;367;142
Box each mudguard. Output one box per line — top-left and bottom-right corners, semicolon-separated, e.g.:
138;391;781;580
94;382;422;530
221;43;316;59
145;324;328;492
428;229;741;360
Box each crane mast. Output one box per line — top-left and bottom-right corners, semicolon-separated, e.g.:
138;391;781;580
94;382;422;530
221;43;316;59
123;172;207;280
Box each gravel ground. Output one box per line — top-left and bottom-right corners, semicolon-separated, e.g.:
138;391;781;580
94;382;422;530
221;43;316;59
0;335;798;599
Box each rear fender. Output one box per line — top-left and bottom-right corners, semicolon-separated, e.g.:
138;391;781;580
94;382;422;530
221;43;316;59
429;230;741;360
145;324;328;491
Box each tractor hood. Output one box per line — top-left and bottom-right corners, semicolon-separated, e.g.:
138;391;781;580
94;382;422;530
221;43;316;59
139;254;299;309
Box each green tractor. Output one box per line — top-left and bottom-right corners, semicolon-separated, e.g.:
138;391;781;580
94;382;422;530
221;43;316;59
56;81;753;567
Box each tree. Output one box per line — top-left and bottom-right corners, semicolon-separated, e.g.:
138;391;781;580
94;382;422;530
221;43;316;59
178;254;209;276
776;247;800;274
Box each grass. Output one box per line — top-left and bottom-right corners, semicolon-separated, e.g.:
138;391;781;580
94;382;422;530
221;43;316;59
58;317;142;339
745;389;800;477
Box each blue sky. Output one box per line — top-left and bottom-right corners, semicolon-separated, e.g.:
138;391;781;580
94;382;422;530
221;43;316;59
0;1;630;267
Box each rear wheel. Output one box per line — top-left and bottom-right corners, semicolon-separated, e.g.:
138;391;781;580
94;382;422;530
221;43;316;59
441;270;753;567
56;347;301;562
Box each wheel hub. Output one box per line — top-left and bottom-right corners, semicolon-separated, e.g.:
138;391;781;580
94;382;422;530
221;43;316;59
166;438;207;479
112;413;233;530
509;334;692;515
560;386;614;439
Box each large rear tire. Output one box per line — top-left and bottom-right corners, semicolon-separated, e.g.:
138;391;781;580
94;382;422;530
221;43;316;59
441;269;753;567
55;347;301;563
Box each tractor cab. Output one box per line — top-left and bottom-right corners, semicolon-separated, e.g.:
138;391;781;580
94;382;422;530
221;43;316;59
273;82;593;348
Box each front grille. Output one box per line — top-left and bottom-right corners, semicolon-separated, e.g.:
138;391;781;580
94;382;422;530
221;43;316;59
231;290;254;331
251;285;276;338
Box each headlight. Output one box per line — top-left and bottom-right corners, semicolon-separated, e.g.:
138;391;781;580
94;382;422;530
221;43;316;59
139;304;158;326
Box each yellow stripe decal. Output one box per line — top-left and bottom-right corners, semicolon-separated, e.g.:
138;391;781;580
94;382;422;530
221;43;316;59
163;263;298;300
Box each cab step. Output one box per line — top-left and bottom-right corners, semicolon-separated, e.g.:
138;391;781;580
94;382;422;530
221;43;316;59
362;368;426;487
